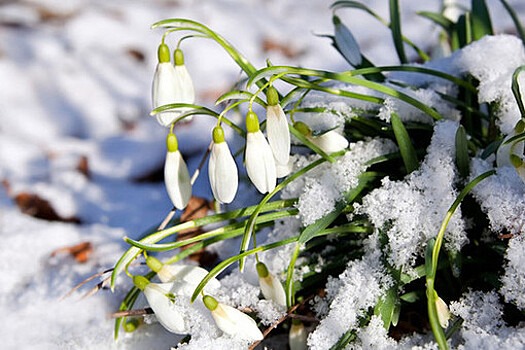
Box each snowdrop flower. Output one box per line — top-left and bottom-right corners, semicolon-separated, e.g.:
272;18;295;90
172;48;195;121
294;121;348;154
256;262;286;308
202;295;264;342
151;46;195;127
208;125;238;203
496;121;525;183
152;42;179;127
146;256;221;291
133;275;187;334
289;319;308;350
435;295;450;329
245;111;276;193
266;86;290;167
164;132;192;210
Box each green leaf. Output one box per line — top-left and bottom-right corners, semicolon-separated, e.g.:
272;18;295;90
375;287;401;328
511;65;525;120
499;0;525;46
333;15;362;66
417;11;455;31
455;125;470;178
471;0;493;40
389;0;408;64
391;113;419;174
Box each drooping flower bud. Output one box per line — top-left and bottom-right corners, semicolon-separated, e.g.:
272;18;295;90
146;256;221;291
132;276;187;334
245;111;276;193
435;295;450;329
203;295;264;342
294;121;348;154
152;43;179;127
266;86;290;166
164;132;192;210
256;262;286;308
496;121;525;183
209;125;238;204
172;48;195;122
289;319;308;350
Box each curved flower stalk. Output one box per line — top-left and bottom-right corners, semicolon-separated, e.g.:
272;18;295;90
245;111;276;193
164;132;192;210
146;256;221;291
256;262;286;308
294;121;349;154
202;295;264;342
133;276;187;334
266;86;290;167
152;42;179;127
209;125;238;203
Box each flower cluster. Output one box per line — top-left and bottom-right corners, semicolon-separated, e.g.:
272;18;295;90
131;258;288;343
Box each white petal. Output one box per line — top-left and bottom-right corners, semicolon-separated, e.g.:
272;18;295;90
276;159;293;178
259;273;287;308
245;131;276;193
174;65;195;104
209;142;238;204
266;105;290;165
152;62;180;127
211;303;263;341
435;297;450;329
144;283;187;334
289;321;308;350
164;150;192;210
158;264;221;291
308;130;348;154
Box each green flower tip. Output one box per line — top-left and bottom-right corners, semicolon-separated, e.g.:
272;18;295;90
146;256;164;273
333;15;341;26
293;121;312;136
212;125;225;143
132;275;150;291
266;86;279;106
203;295;218;311
291;318;303;326
123;319;141;333
256;262;269;278
166;132;179;152
511;154;524;168
246;111;260;133
515;119;525;133
174;48;185;66
158;43;171;63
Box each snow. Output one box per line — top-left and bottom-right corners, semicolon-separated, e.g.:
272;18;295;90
2;0;525;349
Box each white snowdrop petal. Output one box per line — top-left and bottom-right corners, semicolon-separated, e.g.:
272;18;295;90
152;62;180;127
211;303;263;341
245;131;276;193
158;264;221;291
259;273;287;307
308;130;349;154
164;150;192;210
266;104;290;165
209;142;238;204
435;297;450;329
144;283;187;334
174;65;195;104
276;159;293;178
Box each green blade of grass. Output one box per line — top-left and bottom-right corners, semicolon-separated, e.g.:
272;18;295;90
389;0;408;64
391;113;419;174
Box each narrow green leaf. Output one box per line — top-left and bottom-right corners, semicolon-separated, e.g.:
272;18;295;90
391;113;419;174
333;15;362;66
511;65;525;119
375;287;400;329
389;0;408;63
471;0;493;40
417;11;455;31
455;125;470;178
499;0;525;46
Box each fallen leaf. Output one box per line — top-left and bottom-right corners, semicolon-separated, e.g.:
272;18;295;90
14;192;81;223
50;241;93;263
